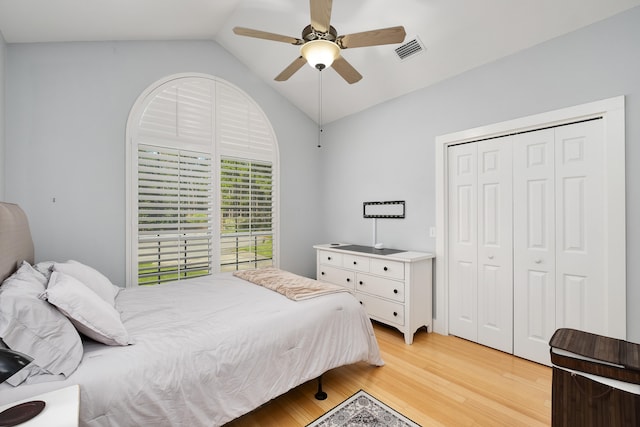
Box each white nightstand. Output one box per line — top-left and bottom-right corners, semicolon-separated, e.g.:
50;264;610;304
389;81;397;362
0;385;79;427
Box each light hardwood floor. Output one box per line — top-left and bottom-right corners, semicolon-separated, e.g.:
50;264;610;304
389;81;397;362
226;322;552;426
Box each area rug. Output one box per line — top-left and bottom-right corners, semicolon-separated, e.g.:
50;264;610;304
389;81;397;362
306;390;421;427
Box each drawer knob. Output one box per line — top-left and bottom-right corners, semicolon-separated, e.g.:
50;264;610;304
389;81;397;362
383;266;388;271
359;301;363;305
353;261;357;265
346;278;351;282
393;289;398;294
393;311;398;317
321;271;325;275
359;281;363;285
327;256;331;260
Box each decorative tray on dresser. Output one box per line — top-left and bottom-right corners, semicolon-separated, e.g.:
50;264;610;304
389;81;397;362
314;243;434;344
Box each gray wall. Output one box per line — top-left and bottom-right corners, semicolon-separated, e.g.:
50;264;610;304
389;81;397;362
5;40;323;283
321;7;640;341
0;30;5;200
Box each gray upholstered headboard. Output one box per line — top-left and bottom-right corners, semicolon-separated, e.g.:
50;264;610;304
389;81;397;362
0;202;35;283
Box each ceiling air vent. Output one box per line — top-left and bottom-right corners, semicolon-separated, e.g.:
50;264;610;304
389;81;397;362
395;36;425;61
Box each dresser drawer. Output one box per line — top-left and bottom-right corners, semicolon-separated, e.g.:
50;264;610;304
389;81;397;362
357;293;405;326
318;250;343;267
356;273;404;302
317;265;355;289
370;258;404;280
343;254;370;272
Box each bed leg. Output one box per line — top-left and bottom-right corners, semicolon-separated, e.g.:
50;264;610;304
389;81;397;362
315;375;327;400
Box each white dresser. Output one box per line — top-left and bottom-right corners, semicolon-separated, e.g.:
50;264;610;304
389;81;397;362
314;244;434;344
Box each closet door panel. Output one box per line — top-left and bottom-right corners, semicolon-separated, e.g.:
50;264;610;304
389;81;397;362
525;270;552;338
477;139;513;353
555;120;606;335
513;129;556;365
448;143;478;341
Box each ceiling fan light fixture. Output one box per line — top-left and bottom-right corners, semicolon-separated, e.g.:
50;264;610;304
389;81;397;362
301;40;340;69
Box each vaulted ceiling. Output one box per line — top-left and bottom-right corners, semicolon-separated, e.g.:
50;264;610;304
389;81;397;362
1;0;638;123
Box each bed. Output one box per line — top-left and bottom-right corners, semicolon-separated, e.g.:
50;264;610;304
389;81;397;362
0;202;384;426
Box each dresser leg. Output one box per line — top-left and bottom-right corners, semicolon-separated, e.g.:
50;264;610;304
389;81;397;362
404;333;414;345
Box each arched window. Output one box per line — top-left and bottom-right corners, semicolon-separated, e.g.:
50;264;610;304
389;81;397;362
125;74;279;286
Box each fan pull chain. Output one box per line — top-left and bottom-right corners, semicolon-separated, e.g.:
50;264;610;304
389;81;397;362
317;68;323;148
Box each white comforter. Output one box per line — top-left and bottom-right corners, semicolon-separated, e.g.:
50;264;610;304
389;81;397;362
0;272;384;426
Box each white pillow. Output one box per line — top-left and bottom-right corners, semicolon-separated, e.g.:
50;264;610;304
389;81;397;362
33;261;55;281
13;261;48;288
6;363;51;386
0;274;83;386
43;272;132;346
53;260;121;306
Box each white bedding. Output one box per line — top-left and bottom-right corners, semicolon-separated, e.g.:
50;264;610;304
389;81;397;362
0;272;384;426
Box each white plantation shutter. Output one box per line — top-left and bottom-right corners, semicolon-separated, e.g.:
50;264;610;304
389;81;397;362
220;158;273;271
217;83;275;272
217;83;274;161
137;79;213;150
137;146;213;285
127;74;278;286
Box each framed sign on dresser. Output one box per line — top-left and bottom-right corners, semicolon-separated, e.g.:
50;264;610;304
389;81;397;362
314;244;434;344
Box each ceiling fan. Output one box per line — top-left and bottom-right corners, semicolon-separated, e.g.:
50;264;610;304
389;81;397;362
233;0;406;84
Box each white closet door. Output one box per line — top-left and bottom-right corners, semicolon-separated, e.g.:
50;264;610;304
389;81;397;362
555;120;606;335
448;143;478;342
513;129;556;365
447;114;616;365
477;139;513;353
513;119;606;365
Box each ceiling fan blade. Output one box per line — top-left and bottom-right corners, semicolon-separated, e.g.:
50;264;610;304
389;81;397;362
310;0;333;33
337;26;406;49
233;27;304;45
331;56;362;84
275;56;308;81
